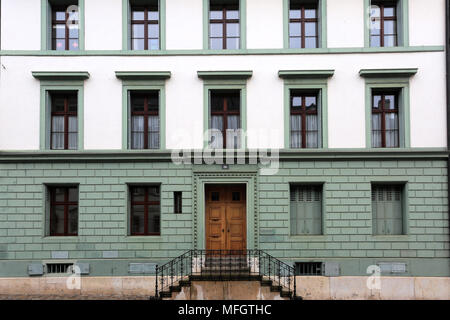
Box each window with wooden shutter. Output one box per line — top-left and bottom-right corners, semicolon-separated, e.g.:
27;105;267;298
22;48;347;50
290;185;322;235
372;185;403;235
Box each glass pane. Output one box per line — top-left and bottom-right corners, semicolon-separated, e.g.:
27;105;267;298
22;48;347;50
384;95;396;109
132;116;144;131
289;9;301;19
68;188;78;202
132;9;145;20
226;10;239;19
148;186;160;201
51;133;64;150
289;23;301;37
384;21;396;35
132;24;145;38
232;192;240;201
132;39;145;50
305;37;317;49
68;133;77;150
305;8;317;19
210;10;223;20
68;116;77;132
227;115;240;130
148;24;159;38
226;23;239;37
292;96;302;108
305;22;316;36
226;37;239;49
373;95;382;109
68;205;78;234
131;96;145;112
148;10;159;21
69;26;79;38
305;96;317;110
54;188;65;202
52;116;64;132
55;39;66;50
52;97;65;112
372;114;382;148
69;39;79;50
131;205;145;234
53;25;66;38
306;115;318;148
148;39;159;50
289;37;301;49
211;115;223;131
210;38;223;49
227;94;240;112
210;23;223;37
148;116;159;131
384;35;397;47
68;96;77;112
211;192;219;201
148;95;159;112
290;115;302;148
51;205;65;234
132;187;145;202
370;35;381;47
211;95;224;112
384;6;395;17
148;205;160;233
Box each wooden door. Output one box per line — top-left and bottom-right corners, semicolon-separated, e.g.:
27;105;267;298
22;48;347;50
205;185;246;252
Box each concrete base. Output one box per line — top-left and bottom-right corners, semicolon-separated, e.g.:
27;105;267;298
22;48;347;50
0;276;448;300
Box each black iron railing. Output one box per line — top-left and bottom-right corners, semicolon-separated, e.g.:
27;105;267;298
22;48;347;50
155;250;296;299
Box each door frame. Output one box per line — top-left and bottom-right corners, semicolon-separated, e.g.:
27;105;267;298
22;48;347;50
193;170;258;250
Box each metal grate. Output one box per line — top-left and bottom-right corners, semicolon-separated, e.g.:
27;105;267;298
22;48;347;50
46;263;73;274
295;262;323;275
291;186;321;202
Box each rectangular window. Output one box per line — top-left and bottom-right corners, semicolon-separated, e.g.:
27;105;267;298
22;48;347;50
49;186;78;236
290;185;322;235
370;1;398;47
372;184;404;235
209;90;241;149
50;92;78;150
290;90;319;149
51;2;79;50
289;0;318;49
371;90;399;148
174;192;182;214
130;186;161;236
130;91;160;149
209;0;240;49
130;1;160;50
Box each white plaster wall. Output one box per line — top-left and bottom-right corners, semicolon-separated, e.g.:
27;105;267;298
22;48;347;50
409;0;446;46
327;0;365;48
85;0;123;50
165;0;203;50
0;52;446;150
1;0;41;50
246;0;283;49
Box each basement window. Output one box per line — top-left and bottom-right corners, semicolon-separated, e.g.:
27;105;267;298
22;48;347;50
295;262;323;275
46;263;74;274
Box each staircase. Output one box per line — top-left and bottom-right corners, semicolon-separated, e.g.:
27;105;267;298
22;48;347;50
154;250;301;300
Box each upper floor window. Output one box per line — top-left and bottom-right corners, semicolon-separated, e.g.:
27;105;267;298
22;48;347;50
131;1;160;50
209;90;241;149
289;0;318;49
209;0;240;50
51;3;79;51
50;92;78;150
290;90;319;149
370;1;398;47
372;90;399;148
49;186;78;236
130;91;160;149
130;186;161;236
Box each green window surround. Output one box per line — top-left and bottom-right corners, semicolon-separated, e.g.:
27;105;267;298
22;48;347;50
360;68;417;149
34;72;88;151
202;0;247;51
41;0;85;51
364;0;409;48
198;71;251;150
280;70;333;149
122;0;167;51
116;71;169;150
283;0;327;49
290;184;323;235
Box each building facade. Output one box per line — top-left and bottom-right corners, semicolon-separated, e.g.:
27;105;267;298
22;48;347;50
0;0;449;299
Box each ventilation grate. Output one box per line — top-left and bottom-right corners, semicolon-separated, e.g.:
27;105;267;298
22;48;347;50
46;263;73;274
295;262;323;276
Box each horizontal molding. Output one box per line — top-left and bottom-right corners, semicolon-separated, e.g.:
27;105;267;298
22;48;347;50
359;68;418;78
197;70;253;80
278;70;335;79
115;71;171;81
1;46;444;57
0;148;447;163
31;71;90;81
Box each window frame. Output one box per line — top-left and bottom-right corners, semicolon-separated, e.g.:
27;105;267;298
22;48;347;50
369;1;398;47
41;0;85;51
50;92;78;150
289;90;320;149
289;184;324;236
48;186;79;237
371;89;400;148
129;185;161;236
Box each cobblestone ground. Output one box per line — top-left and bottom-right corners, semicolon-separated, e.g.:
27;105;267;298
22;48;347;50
0;295;152;300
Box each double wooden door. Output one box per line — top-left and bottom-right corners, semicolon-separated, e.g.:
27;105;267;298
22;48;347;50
205;184;246;252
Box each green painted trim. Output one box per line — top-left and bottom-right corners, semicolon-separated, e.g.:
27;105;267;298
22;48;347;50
1;46;444;56
278;70;335;79
115;71;171;80
365;0;409;48
359;68;418;78
283;0;327;49
202;82;248;149
41;0;85;51
197;70;253;80
120;82;166;150
282;78;330;150
121;0;166;51
364;79;411;149
39;84;84;151
202;0;247;50
32;71;90;81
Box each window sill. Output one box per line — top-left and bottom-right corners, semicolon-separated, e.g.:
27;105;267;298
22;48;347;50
123;236;163;242
289;235;328;241
370;235;410;241
41;236;79;242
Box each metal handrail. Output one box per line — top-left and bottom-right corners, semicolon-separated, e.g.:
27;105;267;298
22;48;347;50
155;249;296;299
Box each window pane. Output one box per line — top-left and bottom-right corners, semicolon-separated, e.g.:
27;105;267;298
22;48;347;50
52;133;65;150
210;10;223;20
54;188;65;202
306;96;317;111
55;39;66;50
148;205;160;233
52;116;64;132
131;205;145;234
132;24;145;38
132;9;145;20
226;23;239;37
373;95;382;109
148;24;159;38
148;116;160;149
148;10;159;21
68;205;78;234
51;205;65;235
210;38;223;49
68;96;77;112
385;113;399;148
372;114;382;148
305;37;317;49
68;116;77;132
306;115;318;148
305;8;317;19
148;186;160;202
210;23;223;37
52;97;65;112
132;39;145;50
226;37;239;49
227;94;240;112
53;25;66;38
384;6;395;17
131;96;145;112
148;39;159;50
69;39;79;50
289;37;301;49
132;187;146;202
384;21;396;35
289;9;301;19
292;96;302;108
211;95;224;112
370;35;381;47
384;35;397;47
305;22;316;36
226;10;239;19
290;115;302;149
68;133;77;149
211;115;223;131
69;26;79;38
384;95;396;109
289;22;301;37
68;188;78;202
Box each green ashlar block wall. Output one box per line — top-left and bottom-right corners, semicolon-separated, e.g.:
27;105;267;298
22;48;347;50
0;158;449;277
